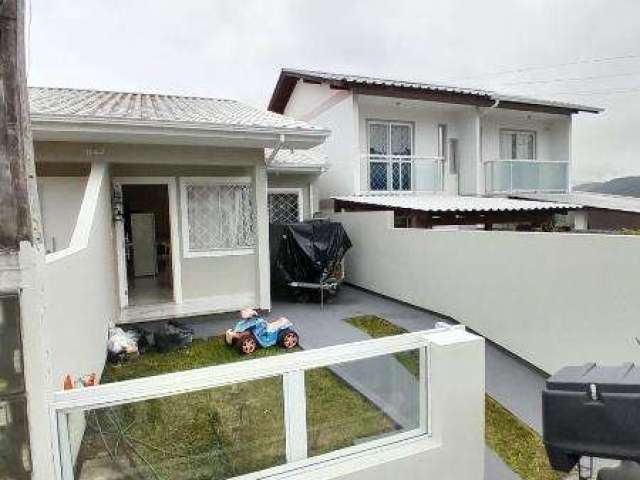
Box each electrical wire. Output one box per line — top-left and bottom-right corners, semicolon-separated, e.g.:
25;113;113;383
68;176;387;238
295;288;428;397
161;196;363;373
543;86;640;96
496;70;640;86
452;53;640;81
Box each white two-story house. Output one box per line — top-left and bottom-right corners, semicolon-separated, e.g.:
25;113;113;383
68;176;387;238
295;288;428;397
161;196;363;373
268;69;602;229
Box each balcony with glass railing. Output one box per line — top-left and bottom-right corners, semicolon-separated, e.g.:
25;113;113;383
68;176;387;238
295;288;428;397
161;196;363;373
365;155;444;193
484;159;569;194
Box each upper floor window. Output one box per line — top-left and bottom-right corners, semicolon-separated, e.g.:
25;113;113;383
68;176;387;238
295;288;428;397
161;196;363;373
500;130;536;160
368;121;413;191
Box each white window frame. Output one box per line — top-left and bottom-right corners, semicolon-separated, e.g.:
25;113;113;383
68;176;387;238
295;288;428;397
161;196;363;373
180;176;256;258
49;327;454;480
499;129;537;160
366;120;415;192
268;187;304;223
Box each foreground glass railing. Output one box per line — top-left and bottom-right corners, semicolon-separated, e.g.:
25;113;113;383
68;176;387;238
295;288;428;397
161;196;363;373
365;155;444;193
484;159;569;194
51;331;433;480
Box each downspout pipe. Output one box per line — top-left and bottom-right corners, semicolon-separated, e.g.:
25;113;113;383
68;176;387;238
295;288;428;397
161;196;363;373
476;99;500;195
266;134;286;165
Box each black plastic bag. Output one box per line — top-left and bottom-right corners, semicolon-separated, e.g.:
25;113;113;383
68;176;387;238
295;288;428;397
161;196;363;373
269;219;352;298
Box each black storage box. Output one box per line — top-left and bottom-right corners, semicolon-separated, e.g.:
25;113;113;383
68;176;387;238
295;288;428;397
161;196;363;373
542;363;640;471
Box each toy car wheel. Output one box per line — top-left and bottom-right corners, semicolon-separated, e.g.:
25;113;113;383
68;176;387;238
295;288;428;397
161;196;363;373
278;329;299;349
236;333;257;355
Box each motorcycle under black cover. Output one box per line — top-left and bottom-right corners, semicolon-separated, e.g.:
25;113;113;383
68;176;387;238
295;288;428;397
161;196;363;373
269;220;352;290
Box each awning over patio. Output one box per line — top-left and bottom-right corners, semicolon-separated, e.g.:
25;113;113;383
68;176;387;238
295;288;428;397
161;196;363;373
333;194;581;228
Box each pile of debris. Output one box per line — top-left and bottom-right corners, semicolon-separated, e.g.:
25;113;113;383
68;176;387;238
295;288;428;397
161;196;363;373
107;322;194;363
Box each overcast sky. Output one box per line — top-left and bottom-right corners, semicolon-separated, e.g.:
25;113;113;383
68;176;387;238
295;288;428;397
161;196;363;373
28;0;640;184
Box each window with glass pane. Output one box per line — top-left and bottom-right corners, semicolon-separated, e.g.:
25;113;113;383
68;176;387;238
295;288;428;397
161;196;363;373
390;124;412;156
70;377;285;480
368;123;388;155
369;162;388;191
368;122;413;191
305;350;422;458
184;181;255;252
268;192;300;224
499;130;536;160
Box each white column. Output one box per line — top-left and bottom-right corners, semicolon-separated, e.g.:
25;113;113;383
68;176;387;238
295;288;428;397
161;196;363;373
283;370;308;462
573;210;589;230
253;163;271;310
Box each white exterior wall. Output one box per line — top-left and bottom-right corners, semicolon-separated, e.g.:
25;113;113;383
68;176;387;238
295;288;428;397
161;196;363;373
36;142;271;310
284;82;359;204
282;82;575;199
43;163;120;462
267;172;317;220
356;96;476;196
480;110;572;163
37;177;87;253
333;210;640;375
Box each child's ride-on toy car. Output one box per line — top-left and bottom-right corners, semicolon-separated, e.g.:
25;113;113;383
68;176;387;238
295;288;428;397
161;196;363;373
225;308;299;355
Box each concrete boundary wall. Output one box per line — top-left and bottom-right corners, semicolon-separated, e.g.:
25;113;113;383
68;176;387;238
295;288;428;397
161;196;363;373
332;210;640;374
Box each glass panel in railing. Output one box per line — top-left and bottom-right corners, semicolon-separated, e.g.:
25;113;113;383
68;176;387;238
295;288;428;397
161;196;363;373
488;162;512;193
369;161;388;191
67;376;285;480
511;161;539;191
537;162;567;191
414;160;439;192
305;350;422;458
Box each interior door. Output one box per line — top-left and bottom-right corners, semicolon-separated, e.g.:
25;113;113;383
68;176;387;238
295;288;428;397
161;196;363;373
131;213;157;277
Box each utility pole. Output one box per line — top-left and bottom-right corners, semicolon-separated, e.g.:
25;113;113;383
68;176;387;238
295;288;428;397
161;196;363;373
0;0;41;251
0;2;52;479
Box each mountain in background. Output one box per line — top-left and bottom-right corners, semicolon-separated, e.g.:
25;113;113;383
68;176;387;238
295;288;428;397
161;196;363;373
574;176;640;198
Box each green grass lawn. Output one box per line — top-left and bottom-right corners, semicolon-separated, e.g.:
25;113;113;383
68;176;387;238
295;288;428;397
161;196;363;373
77;335;397;480
346;315;564;480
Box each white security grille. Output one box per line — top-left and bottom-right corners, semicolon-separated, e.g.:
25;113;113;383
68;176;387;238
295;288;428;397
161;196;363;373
185;183;255;251
268;192;301;224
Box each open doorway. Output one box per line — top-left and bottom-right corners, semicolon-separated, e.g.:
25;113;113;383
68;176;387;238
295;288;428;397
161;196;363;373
114;179;181;308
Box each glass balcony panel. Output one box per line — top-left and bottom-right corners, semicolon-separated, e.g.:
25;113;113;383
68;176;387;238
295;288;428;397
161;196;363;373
305;350;421;458
511;162;539;191
69;376;285;480
413;160;440;192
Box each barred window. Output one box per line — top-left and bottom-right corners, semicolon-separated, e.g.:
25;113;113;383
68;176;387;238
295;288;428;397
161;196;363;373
181;178;255;256
268;189;302;224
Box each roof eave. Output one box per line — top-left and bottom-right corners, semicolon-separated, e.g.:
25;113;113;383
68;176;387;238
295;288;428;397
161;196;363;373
267;164;328;174
31;115;330;149
270;69;603;115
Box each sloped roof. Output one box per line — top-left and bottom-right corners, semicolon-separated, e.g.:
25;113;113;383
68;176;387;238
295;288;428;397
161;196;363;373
333;194;581;213
515;192;640;214
269;69;603;115
29;86;326;133
266;147;328;172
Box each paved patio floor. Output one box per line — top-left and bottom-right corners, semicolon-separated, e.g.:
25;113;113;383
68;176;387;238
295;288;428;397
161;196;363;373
178;286;526;479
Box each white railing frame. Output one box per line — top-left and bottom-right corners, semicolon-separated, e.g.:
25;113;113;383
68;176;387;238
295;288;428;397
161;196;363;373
49;327;460;480
484;159;569;194
364;154;445;194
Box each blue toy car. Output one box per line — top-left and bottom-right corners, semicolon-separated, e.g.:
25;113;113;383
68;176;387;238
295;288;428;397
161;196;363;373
225;309;299;355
